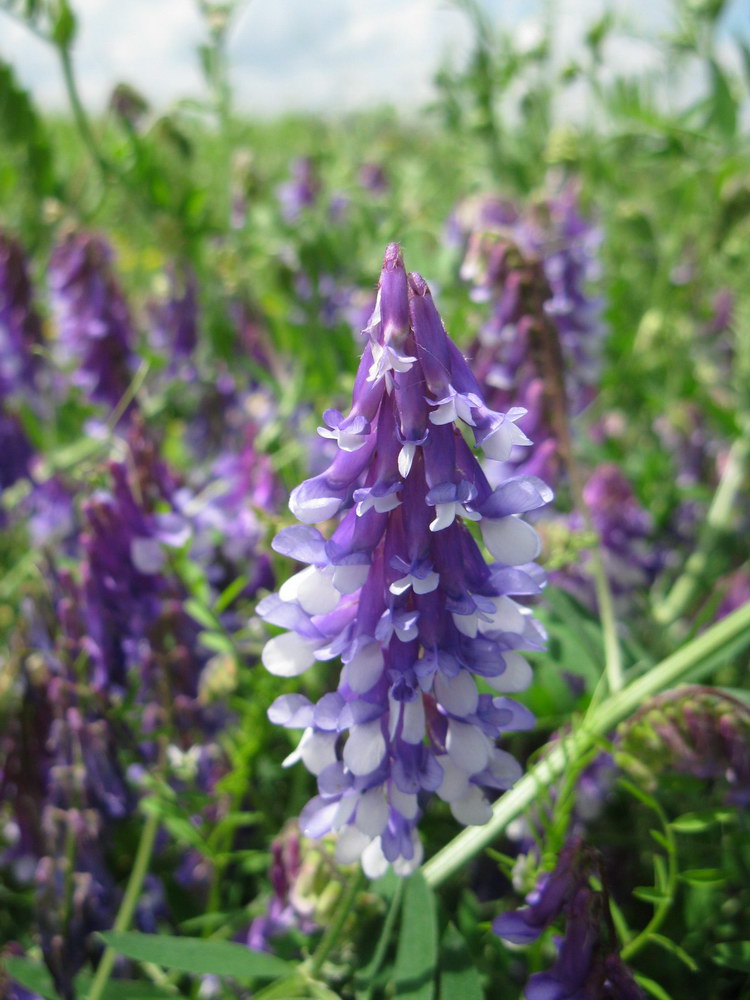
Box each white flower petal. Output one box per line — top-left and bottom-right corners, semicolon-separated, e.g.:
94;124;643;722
429;400;456;425
481;516;541;565
481;422;513;461
262;632;320;677
434;670;479;717
429;502;457;532
487;748;523;788
335;826;371;865
479;596;526;635
446;720;489;774
331;794;358;831
435;754;470;803
485;652;533;693
400;696;425;745
356;787;389;837
389;575;413;596
390;785;418;819
343;720;386;776
450;786;492;826
452;611;479;639
412;570;440;595
342;643;384;694
332;562;369;594
398;443;416;478
280;566;340;615
300;730;338;775
361;838;390;879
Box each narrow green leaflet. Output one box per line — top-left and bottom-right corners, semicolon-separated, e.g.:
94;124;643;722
393;872;438;1000
99;931;291;981
438;925;483;1000
355;877;404;999
635;974;673;1000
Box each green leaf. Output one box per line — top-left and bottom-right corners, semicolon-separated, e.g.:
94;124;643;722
185;599;220;630
649;829;670;851
198;630;234;654
713;941;750;973
393;872;437;1000
617;778;661;813
439;924;482;1000
649;933;698;972
214;575;249;613
632;887;669;906
4;959;57;1000
679;868;725;886
635;974;673;1000
99;932;291;981
707;59;737;137
671;809;733;834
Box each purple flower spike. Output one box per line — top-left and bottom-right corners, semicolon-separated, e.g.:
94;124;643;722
260;244;551;876
48;232;136;412
0;230;43;398
494;839;644;1000
457;181;604;485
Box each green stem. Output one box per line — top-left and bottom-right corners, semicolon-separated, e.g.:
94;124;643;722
422;599;750;888
589;543;625;693
305;870;366;980
86;810;161;1000
619;787;678;961
654;432;750;627
358;879;404;1000
57;44;111;183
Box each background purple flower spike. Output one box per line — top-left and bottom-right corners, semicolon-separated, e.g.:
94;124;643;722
48;231;136;413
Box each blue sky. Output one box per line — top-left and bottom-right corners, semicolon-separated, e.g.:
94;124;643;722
0;0;746;116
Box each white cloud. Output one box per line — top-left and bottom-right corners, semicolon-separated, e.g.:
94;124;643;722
0;0;745;116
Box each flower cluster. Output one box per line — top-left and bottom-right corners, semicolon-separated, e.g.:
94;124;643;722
0;231;41;511
277;157;321;223
260;244;550;876
148;263;199;362
48;232;136;412
494;839;644;999
0;416;277;991
552;464;662;611
617;686;750;807
0;230;42;398
457;182;604;484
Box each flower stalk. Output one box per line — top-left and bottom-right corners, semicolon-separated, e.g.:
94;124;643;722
654;430;750;628
86;809;161;1000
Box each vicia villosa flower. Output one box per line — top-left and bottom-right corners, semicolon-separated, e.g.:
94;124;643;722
259;244;551;876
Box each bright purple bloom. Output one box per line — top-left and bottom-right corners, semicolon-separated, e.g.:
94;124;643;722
48;232;136;411
260;244;550;875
